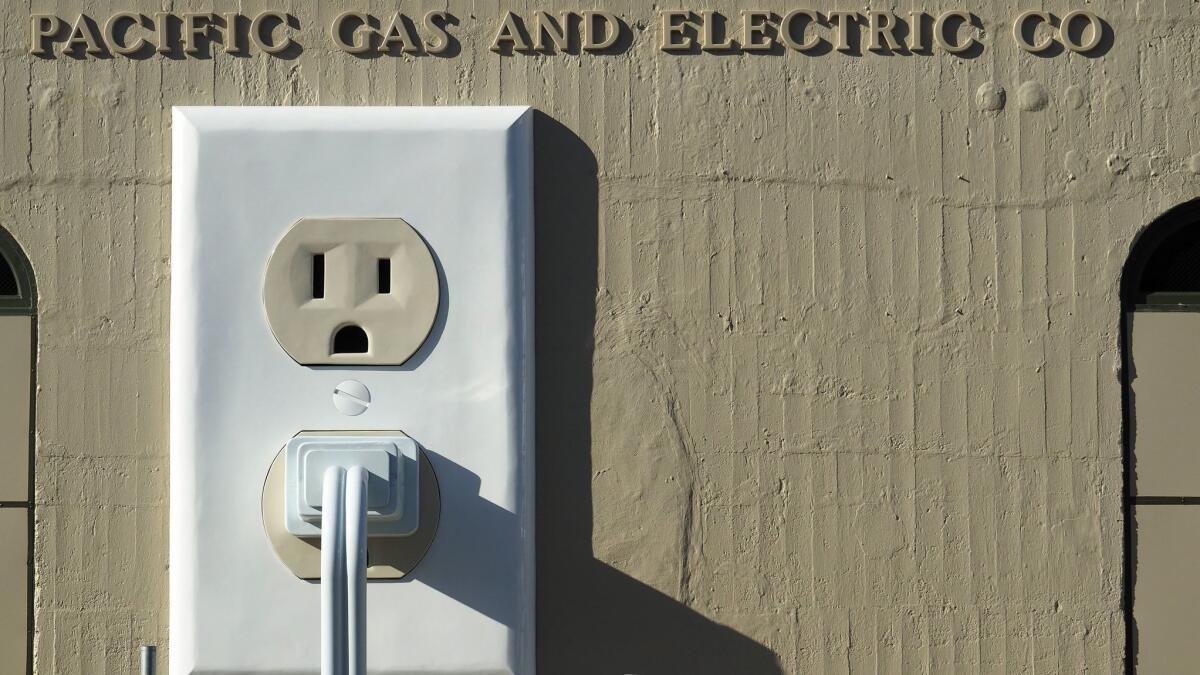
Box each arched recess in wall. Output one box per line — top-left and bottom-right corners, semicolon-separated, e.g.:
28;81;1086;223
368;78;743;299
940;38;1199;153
1121;199;1200;673
0;226;34;675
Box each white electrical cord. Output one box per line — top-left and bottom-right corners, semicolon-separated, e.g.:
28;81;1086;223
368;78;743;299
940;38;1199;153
345;466;368;675
321;466;347;675
322;465;369;675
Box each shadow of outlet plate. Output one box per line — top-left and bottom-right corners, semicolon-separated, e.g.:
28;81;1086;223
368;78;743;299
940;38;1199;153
531;112;783;674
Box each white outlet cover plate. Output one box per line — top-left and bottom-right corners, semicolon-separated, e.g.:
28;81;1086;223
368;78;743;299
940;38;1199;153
170;107;534;675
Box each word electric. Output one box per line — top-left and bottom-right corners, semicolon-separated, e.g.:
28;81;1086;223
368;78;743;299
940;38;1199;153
656;9;1104;54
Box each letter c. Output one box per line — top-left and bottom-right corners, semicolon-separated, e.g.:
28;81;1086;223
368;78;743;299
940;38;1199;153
933;10;977;54
779;9;820;52
104;12;149;56
250;10;293;55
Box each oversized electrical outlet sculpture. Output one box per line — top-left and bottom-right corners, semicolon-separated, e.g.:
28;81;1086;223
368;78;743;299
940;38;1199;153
170;107;534;675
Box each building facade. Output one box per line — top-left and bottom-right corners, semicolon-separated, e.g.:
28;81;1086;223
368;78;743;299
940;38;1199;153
0;1;1196;672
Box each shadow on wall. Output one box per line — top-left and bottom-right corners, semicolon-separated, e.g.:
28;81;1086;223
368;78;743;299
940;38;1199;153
532;112;783;674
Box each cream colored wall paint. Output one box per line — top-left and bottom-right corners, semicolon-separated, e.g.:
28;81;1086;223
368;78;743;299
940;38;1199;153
0;316;31;502
1126;312;1200;496
0;315;31;673
8;0;1199;672
0;508;29;675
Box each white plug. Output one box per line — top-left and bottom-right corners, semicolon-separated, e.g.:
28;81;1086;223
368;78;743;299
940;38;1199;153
284;434;420;538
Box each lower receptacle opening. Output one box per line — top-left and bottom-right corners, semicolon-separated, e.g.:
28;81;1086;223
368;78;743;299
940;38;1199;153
332;325;369;354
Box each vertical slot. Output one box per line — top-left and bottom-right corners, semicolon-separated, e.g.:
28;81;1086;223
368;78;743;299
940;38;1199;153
377;258;391;294
312;254;325;299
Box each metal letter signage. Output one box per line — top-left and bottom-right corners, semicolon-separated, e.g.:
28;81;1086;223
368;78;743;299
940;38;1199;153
28;9;1111;59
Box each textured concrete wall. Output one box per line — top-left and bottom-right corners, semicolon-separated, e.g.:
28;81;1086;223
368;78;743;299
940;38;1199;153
7;0;1199;672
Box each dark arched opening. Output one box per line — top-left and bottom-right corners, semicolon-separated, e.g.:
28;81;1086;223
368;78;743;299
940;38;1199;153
332;324;369;354
0;229;33;313
1124;202;1200;310
0;252;17;298
1121;198;1200;674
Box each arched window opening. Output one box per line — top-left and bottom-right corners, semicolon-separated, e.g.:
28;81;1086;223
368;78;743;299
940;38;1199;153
1122;200;1200;673
0;226;34;675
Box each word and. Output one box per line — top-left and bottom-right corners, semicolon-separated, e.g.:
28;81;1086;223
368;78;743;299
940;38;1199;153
487;11;623;52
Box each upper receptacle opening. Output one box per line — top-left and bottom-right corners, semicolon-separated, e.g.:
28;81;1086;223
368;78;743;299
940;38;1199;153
263;218;440;366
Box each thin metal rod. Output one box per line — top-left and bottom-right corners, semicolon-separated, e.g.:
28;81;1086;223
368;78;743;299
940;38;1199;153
345;466;369;675
321;466;348;675
139;646;156;675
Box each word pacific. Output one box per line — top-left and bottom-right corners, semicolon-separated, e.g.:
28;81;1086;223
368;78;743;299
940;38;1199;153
30;12;298;57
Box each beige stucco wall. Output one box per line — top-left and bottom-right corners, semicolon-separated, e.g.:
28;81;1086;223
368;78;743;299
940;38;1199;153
6;0;1199;672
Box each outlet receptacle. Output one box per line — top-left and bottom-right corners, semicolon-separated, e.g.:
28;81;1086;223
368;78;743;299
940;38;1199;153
263;217;440;366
